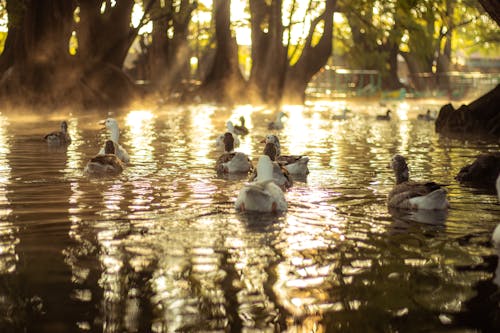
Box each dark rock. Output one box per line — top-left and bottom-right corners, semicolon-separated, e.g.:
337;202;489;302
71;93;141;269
455;152;500;190
435;84;500;137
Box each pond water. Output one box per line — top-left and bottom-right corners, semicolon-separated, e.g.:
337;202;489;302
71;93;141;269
0;101;499;332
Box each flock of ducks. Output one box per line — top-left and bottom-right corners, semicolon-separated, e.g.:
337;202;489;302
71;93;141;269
43;111;499;223
44;118;129;176
332;108;436;122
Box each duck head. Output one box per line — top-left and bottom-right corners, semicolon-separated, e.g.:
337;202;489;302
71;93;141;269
223;132;234;152
61;121;68;133
263;142;278;161
104;140;116;155
262;134;281;156
104;118;120;142
226;121;235;132
390;154;409;184
239;116;246;126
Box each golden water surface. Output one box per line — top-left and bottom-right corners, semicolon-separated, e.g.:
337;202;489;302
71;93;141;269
0;101;499;332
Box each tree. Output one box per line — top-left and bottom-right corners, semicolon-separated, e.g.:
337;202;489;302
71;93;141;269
147;0;197;94
246;0;336;105
199;0;246;104
0;0;155;109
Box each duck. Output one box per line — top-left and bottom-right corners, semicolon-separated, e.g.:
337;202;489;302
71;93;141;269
388;154;449;210
332;108;351;120
249;141;293;190
376;109;392;121
215;132;253;174
84;140;125;176
262;134;309;175
215;121;240;151
455;152;500;191
417;109;435;121
235;155;287;213
233;116;249;136
268;111;286;130
44;121;71;145
98;118;130;163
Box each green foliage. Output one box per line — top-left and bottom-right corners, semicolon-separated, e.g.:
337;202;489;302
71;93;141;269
0;31;5;54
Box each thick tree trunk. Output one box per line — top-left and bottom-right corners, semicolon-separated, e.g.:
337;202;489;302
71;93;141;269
0;0;77;106
282;0;336;104
479;0;500;26
0;0;142;109
246;0;284;104
148;0;196;94
77;0;136;68
199;0;245;103
400;51;434;91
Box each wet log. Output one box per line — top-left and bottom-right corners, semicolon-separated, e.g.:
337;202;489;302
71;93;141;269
435;84;500;137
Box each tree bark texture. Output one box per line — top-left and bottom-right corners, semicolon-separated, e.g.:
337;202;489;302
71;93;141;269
200;0;245;103
282;0;336;104
0;0;141;109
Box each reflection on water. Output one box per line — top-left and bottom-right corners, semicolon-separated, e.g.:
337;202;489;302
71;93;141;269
0;102;499;332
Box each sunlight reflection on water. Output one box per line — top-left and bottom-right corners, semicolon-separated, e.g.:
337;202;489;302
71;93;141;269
0;101;499;332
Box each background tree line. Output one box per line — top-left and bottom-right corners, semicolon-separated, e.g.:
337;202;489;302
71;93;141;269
0;0;498;110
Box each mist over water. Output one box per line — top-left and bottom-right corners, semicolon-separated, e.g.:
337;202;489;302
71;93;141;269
0;101;499;332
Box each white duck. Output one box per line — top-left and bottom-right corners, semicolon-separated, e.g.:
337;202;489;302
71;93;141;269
215;132;253;174
249;142;292;190
235;155;287;213
268;111;286;130
388;154;449;210
99;118;130;163
215;121;240;151
84;140;125;176
44;121;71;145
263;134;309;175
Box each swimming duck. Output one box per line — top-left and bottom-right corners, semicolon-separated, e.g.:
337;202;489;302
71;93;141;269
388;154;449;210
332;108;351;120
233;116;249;136
98;118;130;163
268;111;286;130
376;109;391;121
44;121;71;145
235;155;287;213
249;142;293;190
84;140;125;176
417;109;435;121
263;134;309;175
215;132;253;174
455;152;500;191
215;121;240;151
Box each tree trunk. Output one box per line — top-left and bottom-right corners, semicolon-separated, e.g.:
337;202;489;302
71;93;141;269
246;0;285;104
282;0;336;104
0;0;141;109
436;0;454;94
149;0;196;93
0;0;77;106
199;0;245;104
479;0;500;26
77;0;136;68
